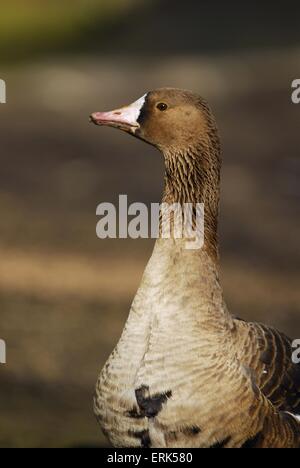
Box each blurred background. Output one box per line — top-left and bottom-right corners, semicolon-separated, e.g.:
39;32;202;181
0;0;299;448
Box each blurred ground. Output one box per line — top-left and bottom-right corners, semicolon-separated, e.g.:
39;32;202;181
0;0;300;449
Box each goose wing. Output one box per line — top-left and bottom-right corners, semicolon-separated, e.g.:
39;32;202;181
235;320;300;415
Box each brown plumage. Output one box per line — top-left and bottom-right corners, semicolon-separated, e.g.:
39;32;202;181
90;88;300;448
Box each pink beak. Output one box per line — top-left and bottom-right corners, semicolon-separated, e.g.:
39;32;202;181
90;95;146;131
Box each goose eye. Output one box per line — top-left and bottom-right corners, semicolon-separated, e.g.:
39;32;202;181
157;103;168;111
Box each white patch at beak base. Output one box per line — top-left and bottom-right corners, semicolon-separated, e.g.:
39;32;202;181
120;94;147;126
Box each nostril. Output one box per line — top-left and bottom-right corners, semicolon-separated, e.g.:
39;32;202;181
114;112;122;116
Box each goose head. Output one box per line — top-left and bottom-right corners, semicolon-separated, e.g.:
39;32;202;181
90;88;220;155
91;88;221;260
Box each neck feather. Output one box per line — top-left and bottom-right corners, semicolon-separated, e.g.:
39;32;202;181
162;139;221;262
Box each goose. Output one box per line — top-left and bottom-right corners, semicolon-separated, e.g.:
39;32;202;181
90;88;300;448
